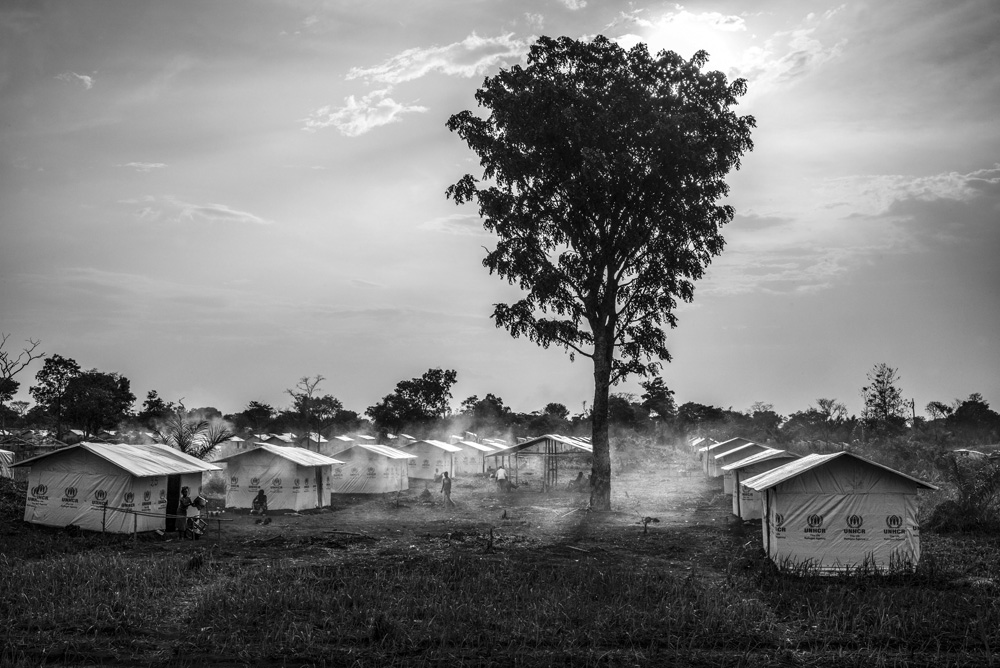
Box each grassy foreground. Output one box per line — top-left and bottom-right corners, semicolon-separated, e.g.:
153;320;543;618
3;525;1000;667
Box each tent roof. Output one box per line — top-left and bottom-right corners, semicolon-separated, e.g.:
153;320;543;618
699;436;753;454
741;451;937;492
457;440;495;452
713;441;766;461
332;435;354;442
13;441;222;477
488;434;593;457
332;442;415;460
215;443;343;466
721;448;799;472
405;439;462;453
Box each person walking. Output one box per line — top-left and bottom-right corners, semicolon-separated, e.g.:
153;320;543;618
495;465;508;493
440;471;455;507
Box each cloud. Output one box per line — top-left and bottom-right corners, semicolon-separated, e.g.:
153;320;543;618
350;278;383;289
524;12;545;30
121;162;167;173
302;89;427;136
558;0;587;10
419;213;487;236
346;33;528;85
56;71;94;89
119;196;271;225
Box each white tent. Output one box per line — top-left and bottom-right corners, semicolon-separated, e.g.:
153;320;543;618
722;449;799;519
215;444;342;511
452;440;496;476
399;439;463;481
328;443;413;494
713;442;770;493
742;452;937;573
13;442;220;533
700;437;754;477
0;448;13;478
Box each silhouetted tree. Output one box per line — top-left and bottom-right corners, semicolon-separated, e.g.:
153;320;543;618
446;36;754;509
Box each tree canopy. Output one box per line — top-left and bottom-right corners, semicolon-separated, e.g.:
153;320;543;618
366;368;458;435
446;35;754;508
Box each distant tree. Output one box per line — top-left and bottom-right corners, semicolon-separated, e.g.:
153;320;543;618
234;400;276;433
947;393;1000;444
816;398;847;423
155;401;234;460
446;36;754;509
138;390;176;428
366;368;458;435
640;377;676;421
30;354;82;435
925;400;954;421
676;402;726;432
460;393;512;432
62;370;135;436
861;363;907;439
0;334;45;424
543;402;570;420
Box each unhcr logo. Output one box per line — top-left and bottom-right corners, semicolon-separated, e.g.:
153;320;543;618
367;467;376;478
884;514;905;535
230;476;238;486
62;486;79;503
143;490;151;502
805;514;826;534
271;478;281;488
844;514;866;535
422;459;430;468
31;483;49;498
159;489;166;501
773;513;786;533
95;489;107;501
333;468;343;479
123;491;135;507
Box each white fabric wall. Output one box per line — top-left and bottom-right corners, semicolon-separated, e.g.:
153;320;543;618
763;489;920;571
224;450;329;510
404;443;453;481
330;448;408;494
452;446;487;477
732;458;795;519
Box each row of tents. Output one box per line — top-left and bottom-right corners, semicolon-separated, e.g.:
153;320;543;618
690;436;937;573
10;433;593;534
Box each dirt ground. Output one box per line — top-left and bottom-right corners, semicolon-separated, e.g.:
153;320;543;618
145;459;742;577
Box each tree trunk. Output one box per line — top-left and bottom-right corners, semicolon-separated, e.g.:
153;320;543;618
589;336;613;511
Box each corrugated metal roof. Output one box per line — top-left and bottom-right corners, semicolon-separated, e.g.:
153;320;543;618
699;436;753;453
721;448;798;472
713;442;766;461
215;443;343;467
741;451;937;491
332;435;354;442
458;440;494;452
330;443;415;460
413;439;463;453
13;442;222;477
487;434;593;457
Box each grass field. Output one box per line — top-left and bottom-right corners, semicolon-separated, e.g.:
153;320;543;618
2;446;999;667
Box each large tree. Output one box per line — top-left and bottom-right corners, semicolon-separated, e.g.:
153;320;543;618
861;363;907;439
366;368;458;436
30;354;82;435
446;36;754;508
62;370;135;436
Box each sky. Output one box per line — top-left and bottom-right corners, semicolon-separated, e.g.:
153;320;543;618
1;0;998;422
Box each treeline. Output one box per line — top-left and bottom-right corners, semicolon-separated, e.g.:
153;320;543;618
2;346;998;453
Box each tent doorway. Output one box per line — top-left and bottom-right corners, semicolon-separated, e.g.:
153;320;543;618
315;468;324;507
165;475;181;532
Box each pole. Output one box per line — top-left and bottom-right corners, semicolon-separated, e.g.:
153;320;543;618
133;510;137;541
102;502;107;534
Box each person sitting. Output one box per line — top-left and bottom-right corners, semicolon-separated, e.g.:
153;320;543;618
251;489;268;516
568;471;585;491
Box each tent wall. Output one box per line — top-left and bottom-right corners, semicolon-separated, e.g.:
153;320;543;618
452;446;487;477
404;443;453;481
717;444;769;493
733;458;795;519
706;442;755;479
224;449;331;510
330;447;408;494
763;489;920;571
22;450;168;533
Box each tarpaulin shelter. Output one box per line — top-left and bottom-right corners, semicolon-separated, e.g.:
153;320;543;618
452;440;496;476
700;437;754;477
713;442;771;493
742;452;937;573
486;435;592;492
399;439;462;481
722;449;800;520
0;448;13;478
215;444;342;511
13;442;220;534
328;443;413;494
